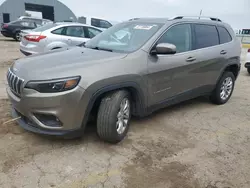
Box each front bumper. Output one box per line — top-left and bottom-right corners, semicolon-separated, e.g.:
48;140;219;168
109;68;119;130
11;107;84;137
7;86;87;137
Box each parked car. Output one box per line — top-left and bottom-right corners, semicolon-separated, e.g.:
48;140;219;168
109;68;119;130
78;17;114;31
245;49;250;74
18;16;53;27
20;22;102;56
1;20;38;41
7;16;241;143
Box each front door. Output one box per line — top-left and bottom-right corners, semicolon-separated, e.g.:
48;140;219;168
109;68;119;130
147;23;195;106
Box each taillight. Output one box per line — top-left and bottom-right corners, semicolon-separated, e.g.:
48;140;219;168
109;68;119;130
2;24;8;28
248;49;250;53
24;35;46;42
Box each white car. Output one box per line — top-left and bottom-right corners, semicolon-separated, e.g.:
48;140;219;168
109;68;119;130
245;48;250;74
20;22;102;55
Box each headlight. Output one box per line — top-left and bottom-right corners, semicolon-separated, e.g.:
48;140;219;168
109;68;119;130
25;76;81;93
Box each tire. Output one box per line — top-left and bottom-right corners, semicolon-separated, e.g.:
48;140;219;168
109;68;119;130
248;68;250;74
97;90;131;143
210;71;235;105
14;31;21;41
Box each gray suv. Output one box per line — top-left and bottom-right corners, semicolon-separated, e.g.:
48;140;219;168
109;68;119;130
7;16;241;143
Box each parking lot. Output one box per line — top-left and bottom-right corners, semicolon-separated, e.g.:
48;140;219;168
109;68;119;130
0;36;249;188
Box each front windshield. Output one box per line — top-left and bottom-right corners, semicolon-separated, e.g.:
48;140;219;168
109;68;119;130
85;21;163;53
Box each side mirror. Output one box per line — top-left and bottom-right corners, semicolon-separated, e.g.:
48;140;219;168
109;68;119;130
78;41;86;47
151;43;177;55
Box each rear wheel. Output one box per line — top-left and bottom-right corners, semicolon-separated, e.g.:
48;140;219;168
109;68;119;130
248;68;250;74
97;90;131;143
210;72;235;105
14;31;21;41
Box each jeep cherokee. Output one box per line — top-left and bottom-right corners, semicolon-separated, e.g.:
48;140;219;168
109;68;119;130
7;16;241;143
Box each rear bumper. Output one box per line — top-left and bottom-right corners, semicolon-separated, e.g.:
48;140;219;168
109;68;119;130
1;30;13;37
20;49;32;56
19;41;43;55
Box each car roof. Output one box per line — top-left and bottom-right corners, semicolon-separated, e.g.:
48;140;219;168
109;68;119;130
127;16;228;26
51;22;102;30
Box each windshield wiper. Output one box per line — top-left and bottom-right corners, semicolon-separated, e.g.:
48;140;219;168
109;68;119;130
89;46;113;52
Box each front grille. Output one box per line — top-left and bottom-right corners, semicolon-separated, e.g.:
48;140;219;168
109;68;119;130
7;69;24;96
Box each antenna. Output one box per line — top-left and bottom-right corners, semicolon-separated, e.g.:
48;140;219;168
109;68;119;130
199;9;203;19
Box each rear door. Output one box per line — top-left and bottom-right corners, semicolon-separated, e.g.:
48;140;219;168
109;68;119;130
63;26;88;46
85;27;102;39
20;21;36;30
187;23;222;89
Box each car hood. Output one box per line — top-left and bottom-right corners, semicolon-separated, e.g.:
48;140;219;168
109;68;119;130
12;47;128;80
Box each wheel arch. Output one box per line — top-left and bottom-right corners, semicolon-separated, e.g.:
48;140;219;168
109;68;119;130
81;82;147;128
217;63;240;83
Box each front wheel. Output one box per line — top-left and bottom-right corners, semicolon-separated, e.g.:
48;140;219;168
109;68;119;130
210;72;235;105
97;90;131;143
248;68;250;74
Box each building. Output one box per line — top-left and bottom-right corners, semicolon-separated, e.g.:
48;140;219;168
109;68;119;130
0;0;77;23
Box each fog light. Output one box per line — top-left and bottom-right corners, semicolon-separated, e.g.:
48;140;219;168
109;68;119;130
34;113;62;127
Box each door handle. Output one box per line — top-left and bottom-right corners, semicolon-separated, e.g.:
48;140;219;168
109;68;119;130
220;50;227;55
186;57;196;62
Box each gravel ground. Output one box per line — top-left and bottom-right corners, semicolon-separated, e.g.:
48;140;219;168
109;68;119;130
0;37;249;188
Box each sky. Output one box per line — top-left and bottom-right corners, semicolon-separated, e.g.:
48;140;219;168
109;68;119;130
59;0;250;29
0;0;248;29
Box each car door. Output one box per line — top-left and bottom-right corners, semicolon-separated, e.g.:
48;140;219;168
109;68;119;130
20;21;35;30
85;27;102;39
188;24;222;89
63;26;88;46
147;23;195;106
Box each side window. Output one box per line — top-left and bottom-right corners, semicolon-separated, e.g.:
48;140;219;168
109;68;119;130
51;27;65;35
91;18;100;28
194;24;219;49
28;22;36;28
217;26;232;44
65;26;85;37
91;18;112;29
157;24;192;53
87;27;102;38
20;21;29;27
100;20;112;29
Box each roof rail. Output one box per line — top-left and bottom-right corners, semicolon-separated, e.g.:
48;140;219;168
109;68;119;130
170;16;222;22
128;18;140;21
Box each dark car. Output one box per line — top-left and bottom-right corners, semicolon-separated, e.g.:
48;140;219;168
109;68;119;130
1;20;37;41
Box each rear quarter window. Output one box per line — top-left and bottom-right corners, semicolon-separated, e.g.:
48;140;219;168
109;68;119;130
194;24;219;49
217;26;232;44
51;27;65;35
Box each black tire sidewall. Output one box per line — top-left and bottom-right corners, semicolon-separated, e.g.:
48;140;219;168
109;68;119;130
15;31;21;41
214;72;235;104
247;68;250;74
97;90;131;143
112;92;131;141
